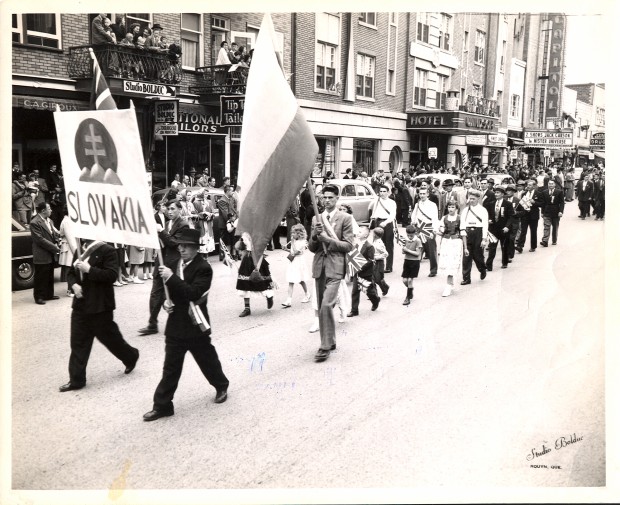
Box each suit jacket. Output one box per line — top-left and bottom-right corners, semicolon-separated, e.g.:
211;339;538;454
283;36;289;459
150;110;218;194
68;242;118;314
216;195;237;230
159;217;189;264
164;255;213;338
455;188;471;210
357;241;375;280
576;180;593;202
440;189;458;216
488;198;515;234
481;189;496;216
592;180;605;202
520;188;543;219
30;214;60;264
91;15;114;44
539;188;565;218
308;210;354;280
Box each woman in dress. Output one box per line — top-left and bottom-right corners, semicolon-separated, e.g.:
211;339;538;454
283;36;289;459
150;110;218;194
564;168;575;202
437;200;464;297
281;224;311;308
127;245;145;284
191;189;216;257
235;233;275;317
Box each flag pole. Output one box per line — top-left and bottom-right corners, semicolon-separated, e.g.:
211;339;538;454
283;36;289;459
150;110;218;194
306;177;327;254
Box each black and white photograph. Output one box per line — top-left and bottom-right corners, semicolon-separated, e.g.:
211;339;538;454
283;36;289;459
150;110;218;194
1;0;617;503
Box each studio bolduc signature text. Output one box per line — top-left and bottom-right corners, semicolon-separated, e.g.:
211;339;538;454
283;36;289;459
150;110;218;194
526;433;584;464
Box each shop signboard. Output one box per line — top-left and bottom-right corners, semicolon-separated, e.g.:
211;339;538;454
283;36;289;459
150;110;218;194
220;95;245;126
154;123;178;136
466;135;486;146
588;152;595;160
590;132;605;150
510;150;518;160
122;80;177;97
543;149;551;158
543;14;567;121
487;133;507;146
177;108;227;135
154;100;178;123
428;147;437;159
523;130;573;148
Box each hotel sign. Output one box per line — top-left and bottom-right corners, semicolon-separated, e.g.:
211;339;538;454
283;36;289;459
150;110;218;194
544;14;566;121
524;130;573;148
407;111;498;134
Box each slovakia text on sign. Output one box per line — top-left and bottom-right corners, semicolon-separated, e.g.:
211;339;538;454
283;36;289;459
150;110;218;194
220;95;245;126
154;100;178;123
53;109;159;249
523;130;573;147
123;80;176;97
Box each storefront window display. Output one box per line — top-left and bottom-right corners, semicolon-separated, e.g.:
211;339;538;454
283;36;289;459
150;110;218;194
353;138;378;174
312;137;338;178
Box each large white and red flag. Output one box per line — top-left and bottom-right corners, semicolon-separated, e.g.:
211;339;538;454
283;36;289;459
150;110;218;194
236;14;319;264
52;51;158;248
89;48;117;111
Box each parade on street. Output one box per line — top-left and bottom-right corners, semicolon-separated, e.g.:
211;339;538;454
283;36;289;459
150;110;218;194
4;7;611;504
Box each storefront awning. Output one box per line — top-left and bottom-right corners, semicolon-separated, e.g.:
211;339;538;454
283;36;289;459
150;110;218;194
594;152;605;159
577;149;592;156
12;95;90;111
508;137;524;145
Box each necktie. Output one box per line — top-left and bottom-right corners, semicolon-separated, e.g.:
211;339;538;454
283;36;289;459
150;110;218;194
495;202;500;221
550;190;554;204
326;214;330;223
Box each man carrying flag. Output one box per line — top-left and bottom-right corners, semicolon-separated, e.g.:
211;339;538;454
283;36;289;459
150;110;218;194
410;187;439;277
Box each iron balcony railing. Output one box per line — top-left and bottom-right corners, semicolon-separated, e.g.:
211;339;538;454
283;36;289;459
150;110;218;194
459;95;500;117
189;64;249;96
68;44;183;84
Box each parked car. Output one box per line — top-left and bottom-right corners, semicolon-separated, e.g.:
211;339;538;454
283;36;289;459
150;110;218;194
12;218;35;291
313;178;377;225
480;173;516;187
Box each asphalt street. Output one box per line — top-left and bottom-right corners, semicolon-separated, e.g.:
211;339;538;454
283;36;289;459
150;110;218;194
8;199;605;493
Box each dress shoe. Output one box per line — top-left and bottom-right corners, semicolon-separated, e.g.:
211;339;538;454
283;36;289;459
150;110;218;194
59;382;85;392
402;297;411;305
214;389;228;404
346;311;359;317
239;308;251;317
314;349;330;362
267;297;274;309
516;247;523;254
371;300;380;311
138;325;158;335
485;265;493;272
508;259;513;263
382;286;389;296
460;280;471;285
428;272;437;277
441;286;452;297
480;270;487;280
35;299;46;305
46;295;60;300
124;349;139;374
529;248;536;252
540;242;548;247
329;344;336;351
552;242;557;245
384;269;392;273
143;409;174;422
501;265;507;269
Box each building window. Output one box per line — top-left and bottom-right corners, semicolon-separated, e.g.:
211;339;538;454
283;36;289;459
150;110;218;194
359;13;377;27
475;30;486;64
353;138;378;174
356;53;375;99
464;31;469;53
510;94;520;118
181;14;203;70
497;90;503;118
596;107;605;126
389;146;403;173
439;13;452;51
387;69;395;94
211;16;229;30
472;84;482;98
414;68;428;106
315;13;340;93
312;137;338;178
530;98;535;122
125;13;152;31
437;75;447;110
417;13;429;44
12;14;62;48
389;12;398;26
500;41;506;73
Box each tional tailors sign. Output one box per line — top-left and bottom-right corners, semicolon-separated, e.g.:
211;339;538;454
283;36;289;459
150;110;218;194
53;108;159;248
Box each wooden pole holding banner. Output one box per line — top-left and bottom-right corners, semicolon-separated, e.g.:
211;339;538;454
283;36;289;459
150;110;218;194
165;136;169;187
306;176;328;254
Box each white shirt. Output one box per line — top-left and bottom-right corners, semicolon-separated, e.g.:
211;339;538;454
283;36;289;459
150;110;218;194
411;198;439;232
368;197;397;223
460;203;489;237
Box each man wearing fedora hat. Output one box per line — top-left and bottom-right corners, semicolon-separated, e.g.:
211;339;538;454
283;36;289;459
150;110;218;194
440;178;457;216
144;228;229;421
145;23;163;48
485;185;515;271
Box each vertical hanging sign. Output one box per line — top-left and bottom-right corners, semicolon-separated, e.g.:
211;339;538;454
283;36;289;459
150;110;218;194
544;13;567;121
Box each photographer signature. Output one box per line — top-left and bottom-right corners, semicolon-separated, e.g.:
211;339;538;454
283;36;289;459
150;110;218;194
526;433;583;461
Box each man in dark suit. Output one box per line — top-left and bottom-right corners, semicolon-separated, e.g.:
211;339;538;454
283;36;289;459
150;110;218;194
216;184;238;258
139;200;189;335
539;179;565;246
308;184;354;362
576;174;594;219
479;178;496;216
485;186;515;270
504;184;524;261
30;202;60;305
347;226;379;316
440;179;458;216
592;172;605;220
143;228;229;421
515;179;542;253
59;240;139;392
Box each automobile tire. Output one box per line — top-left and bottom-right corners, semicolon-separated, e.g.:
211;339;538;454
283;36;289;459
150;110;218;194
13;260;35;290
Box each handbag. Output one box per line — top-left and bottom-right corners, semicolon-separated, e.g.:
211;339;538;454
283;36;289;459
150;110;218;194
286;252;295;262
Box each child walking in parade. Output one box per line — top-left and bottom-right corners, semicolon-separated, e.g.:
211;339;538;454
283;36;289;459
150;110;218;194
235;232;275;317
282;223;312;307
371;226;390;298
401;225;423;305
437;201;464;297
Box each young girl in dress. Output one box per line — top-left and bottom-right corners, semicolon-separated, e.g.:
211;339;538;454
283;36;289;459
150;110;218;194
281;224;311;307
401;225;423;305
235;232;275;317
128;245;145;284
437;200;463;297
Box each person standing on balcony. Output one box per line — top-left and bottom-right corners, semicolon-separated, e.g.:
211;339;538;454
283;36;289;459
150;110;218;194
92;13;115;44
145;24;163;49
110;16;126;41
228;43;240;63
216;41;232;65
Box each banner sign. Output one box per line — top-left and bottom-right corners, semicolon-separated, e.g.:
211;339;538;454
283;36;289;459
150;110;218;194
466;135;486;146
53;109;159;248
487;133;507;145
154;100;178;123
524;130;573;148
544;14;567;121
123;80;176;97
154;123;178;136
178;109;227;135
590;132;605;150
220;95;245;126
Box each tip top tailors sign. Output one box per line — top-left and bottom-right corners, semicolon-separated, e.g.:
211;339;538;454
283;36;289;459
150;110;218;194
590;132;605;150
523;130;573;148
123;80;176;97
53;108;159;249
220;95;245;127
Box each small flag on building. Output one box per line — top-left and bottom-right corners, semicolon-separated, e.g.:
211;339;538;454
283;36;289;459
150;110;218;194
89;48;117;110
346;246;368;278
